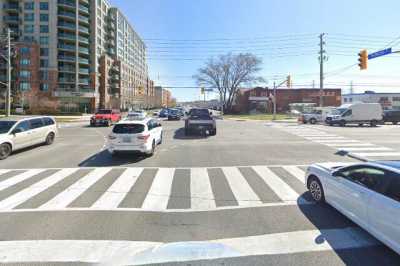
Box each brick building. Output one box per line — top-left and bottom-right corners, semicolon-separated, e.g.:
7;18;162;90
234;87;342;113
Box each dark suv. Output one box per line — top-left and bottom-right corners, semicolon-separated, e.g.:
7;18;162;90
383;110;400;125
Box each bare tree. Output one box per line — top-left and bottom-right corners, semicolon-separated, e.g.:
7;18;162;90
193;53;264;113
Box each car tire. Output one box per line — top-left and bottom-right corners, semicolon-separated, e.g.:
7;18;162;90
339;120;346;127
393;121;398;125
358;123;363;127
0;143;12;160
309;118;317;124
45;132;55;145
210;129;217;136
307;176;325;203
146;140;156;157
370;120;378;127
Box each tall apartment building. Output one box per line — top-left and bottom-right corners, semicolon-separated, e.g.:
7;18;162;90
0;0;154;113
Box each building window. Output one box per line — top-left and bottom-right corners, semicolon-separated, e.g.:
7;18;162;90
24;25;34;33
20;82;31;91
344;98;348;103
39;36;49;45
40;48;49;56
40;59;49;68
20;47;30;54
24;13;34;21
40;83;49;91
24;2;34;10
393;97;400;101
40;25;49;33
40;71;49;79
40;2;49;10
349;98;353;102
20;70;31;79
380;97;389;102
20;59;31;66
40;14;49;22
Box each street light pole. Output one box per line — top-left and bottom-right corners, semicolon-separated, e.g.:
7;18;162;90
6;28;11;117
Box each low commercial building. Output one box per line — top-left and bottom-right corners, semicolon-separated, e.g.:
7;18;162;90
342;91;400;110
234;87;342;113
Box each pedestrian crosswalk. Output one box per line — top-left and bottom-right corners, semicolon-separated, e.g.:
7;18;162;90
276;124;400;159
0;164;313;212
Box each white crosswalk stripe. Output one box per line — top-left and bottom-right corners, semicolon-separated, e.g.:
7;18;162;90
39;168;112;209
141;168;175;211
91;168;143;209
190;168;216;210
0;169;10;176
0;164;324;212
222;167;262;206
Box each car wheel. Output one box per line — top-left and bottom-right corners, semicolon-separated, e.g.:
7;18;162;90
393;121;398;125
370;120;378;127
339;120;346;127
0;143;12;160
358;123;363;127
308;176;325;203
45;132;55;145
309;118;317;124
146;140;156;157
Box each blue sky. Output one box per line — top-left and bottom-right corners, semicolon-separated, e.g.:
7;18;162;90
111;0;400;101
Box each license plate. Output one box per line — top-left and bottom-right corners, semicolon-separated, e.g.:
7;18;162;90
122;137;131;143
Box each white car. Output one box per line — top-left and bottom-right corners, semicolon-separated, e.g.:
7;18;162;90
0;116;57;160
126;111;147;120
108;118;162;156
306;161;400;254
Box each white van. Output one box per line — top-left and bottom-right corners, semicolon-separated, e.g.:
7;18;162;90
326;103;383;127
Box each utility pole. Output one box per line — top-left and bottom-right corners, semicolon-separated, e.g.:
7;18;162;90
273;81;276;120
6;29;11;117
319;33;326;107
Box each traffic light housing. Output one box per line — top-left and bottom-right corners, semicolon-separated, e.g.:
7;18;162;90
286;75;292;88
358;49;368;70
200;87;205;95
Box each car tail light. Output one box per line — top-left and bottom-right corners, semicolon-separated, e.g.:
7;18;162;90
108;135;117;140
137;134;150;142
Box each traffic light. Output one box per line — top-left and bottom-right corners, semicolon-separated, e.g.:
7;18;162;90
200;87;205;95
358;49;368;70
286;75;292;88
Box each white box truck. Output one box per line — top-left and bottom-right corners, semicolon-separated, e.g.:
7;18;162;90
326;103;383;127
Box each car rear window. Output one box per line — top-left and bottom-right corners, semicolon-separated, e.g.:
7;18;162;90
43;117;55;126
97;110;112;114
113;124;145;134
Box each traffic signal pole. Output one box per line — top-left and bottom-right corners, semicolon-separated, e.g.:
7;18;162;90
319;33;326;107
272;76;291;120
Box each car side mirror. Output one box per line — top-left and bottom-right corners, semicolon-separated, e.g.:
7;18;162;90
157;123;162;127
11;128;22;135
209;111;213;115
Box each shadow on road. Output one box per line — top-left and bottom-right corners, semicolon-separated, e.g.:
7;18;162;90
78;149;146;167
173;127;208;140
297;192;399;265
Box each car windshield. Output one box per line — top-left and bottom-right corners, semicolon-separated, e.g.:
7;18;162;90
96;110;112;114
0;121;16;134
332;108;347;115
113;123;144;134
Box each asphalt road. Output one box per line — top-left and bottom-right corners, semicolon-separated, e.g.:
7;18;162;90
0;119;399;265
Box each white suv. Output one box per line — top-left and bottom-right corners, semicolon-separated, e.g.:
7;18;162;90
108;118;163;156
0;116;58;160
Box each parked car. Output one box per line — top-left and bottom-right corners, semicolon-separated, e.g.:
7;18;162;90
0;116;57;160
383;110;400;125
126;110;147;120
306;161;400;255
159;108;169;118
326;103;383;127
90;109;121;126
167;109;183;120
107;117;162;157
185;108;216;136
300;107;334;124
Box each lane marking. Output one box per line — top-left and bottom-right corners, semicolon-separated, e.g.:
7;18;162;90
282;166;306;184
39;168;112;209
0;168;78;210
190;168;216;210
0;228;379;264
141;168;175;211
0;170;10;176
91;168;143;209
0;169;45;192
252;166;299;202
324;143;375;147
222;167;262;206
314;139;360;143
338;147;393;152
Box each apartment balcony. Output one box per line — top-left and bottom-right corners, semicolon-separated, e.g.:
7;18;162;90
58;43;76;52
78;47;89;55
58;66;76;73
78;36;89;45
78;5;89;14
79;78;90;85
78;15;89;24
58;0;75;9
79;68;90;74
58;10;76;21
107;48;116;55
79;0;90;5
58;33;76;42
3;3;19;13
58;21;76;31
78;58;89;65
59;77;76;84
78;26;89;34
109;75;120;81
58;55;76;62
3;16;19;24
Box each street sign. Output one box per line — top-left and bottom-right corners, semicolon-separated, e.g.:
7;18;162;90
368;48;392;60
